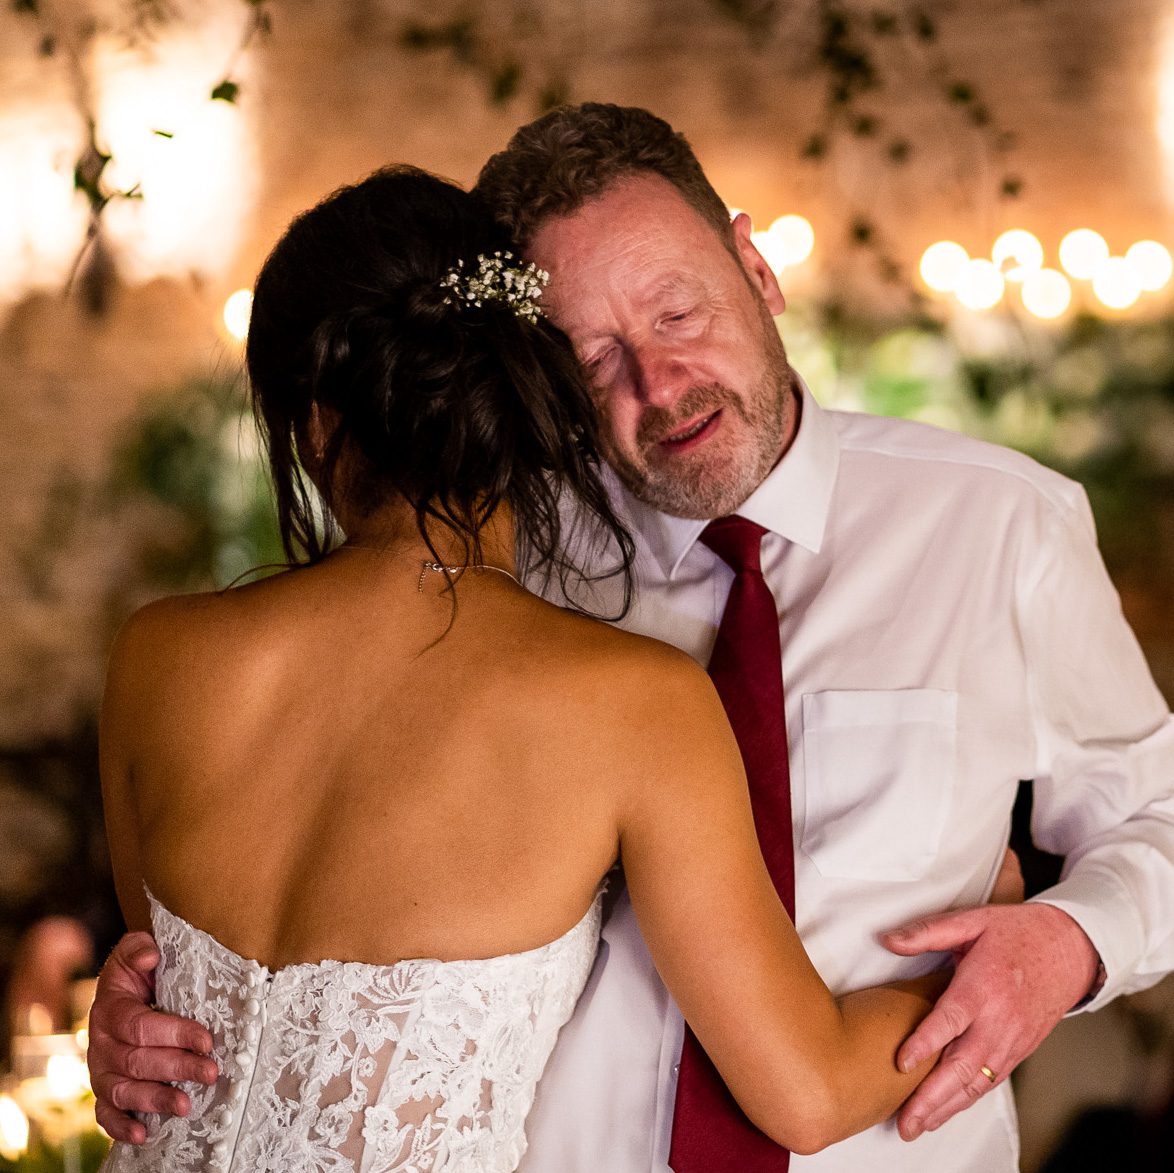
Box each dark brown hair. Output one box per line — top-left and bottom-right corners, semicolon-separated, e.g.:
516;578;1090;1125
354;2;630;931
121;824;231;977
474;102;735;251
245;164;634;615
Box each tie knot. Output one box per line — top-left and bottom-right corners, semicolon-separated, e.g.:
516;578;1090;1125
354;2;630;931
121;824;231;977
700;515;768;574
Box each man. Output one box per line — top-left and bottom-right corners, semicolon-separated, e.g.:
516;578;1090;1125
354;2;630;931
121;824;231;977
88;105;1174;1170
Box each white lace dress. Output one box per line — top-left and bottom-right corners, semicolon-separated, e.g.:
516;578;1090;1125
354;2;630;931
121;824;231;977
101;887;603;1173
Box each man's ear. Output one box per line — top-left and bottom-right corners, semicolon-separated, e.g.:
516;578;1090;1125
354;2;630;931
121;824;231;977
731;213;787;316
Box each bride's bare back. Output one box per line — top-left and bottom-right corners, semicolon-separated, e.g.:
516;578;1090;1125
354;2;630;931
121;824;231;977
102;548;660;969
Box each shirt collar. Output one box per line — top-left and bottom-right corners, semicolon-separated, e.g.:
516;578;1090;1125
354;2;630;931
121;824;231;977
618;378;840;581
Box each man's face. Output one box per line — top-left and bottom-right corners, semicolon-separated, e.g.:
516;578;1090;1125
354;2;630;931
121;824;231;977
528;173;797;520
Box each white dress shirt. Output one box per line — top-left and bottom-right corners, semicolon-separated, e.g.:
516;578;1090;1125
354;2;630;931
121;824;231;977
518;383;1174;1172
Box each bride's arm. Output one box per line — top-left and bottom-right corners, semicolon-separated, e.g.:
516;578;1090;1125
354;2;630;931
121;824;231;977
614;647;944;1156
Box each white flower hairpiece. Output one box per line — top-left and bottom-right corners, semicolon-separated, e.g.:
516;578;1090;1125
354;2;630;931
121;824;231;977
438;251;550;323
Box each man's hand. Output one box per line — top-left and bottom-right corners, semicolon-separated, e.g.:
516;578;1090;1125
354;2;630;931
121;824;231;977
880;903;1099;1141
88;932;218;1144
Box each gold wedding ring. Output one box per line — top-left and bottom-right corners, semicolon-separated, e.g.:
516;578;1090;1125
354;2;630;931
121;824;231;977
979;1065;997;1084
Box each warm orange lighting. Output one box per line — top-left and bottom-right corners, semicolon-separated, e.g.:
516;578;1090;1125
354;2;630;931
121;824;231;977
992;229;1043;282
767;215;815;266
1021;269;1072;319
919;241;970;293
0;1093;29;1160
1125;240;1174;292
223;289;253;341
955;259;1005;310
1059;229;1110;280
1092;257;1142;310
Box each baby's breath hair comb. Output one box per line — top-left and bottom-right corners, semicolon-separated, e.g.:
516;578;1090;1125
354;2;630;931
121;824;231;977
439;251;550;323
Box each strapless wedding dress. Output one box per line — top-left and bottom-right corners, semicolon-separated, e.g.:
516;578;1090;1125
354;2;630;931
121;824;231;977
101;887;603;1173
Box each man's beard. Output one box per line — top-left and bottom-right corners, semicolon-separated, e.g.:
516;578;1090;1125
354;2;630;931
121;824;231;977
604;361;795;521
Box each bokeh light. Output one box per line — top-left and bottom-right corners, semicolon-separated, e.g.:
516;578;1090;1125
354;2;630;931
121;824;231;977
992;229;1044;281
955;258;1006;310
751;229;789;274
223;288;253;341
0;1094;29;1161
767;215;815;267
1092;256;1143;310
1021;268;1073;319
46;1053;91;1101
1059;229;1110;280
920;241;970;293
1125;240;1174;292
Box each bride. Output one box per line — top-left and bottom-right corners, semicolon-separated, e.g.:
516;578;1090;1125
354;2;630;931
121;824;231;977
98;165;945;1172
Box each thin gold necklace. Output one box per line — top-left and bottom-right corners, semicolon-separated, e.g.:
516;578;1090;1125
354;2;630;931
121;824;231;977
337;545;522;592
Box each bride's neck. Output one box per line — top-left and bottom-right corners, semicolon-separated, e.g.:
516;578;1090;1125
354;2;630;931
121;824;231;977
339;500;517;574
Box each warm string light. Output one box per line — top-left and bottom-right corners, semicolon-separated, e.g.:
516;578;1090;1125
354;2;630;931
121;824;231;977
919;230;1172;318
733;208;816;276
0;1094;29;1161
223;288;253;341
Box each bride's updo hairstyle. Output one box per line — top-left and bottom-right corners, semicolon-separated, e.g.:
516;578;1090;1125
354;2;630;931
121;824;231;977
245;165;634;614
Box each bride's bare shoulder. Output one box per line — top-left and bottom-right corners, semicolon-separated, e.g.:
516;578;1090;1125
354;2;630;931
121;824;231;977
517;602;727;749
103;570;304;702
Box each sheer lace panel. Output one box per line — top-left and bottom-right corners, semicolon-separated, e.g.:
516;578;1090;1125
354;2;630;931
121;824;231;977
101;888;603;1173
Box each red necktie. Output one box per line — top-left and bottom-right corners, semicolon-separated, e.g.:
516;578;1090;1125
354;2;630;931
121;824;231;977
668;515;794;1172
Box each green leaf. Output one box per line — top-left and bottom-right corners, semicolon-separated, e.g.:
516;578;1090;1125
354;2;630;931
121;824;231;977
912;10;936;40
152;128;175;138
850;217;875;246
801;133;828;160
490;61;521;104
887;138;911;163
538;79;569;112
211;79;240;104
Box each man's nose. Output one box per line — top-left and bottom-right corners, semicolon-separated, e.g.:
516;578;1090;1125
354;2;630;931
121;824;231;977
631;341;691;409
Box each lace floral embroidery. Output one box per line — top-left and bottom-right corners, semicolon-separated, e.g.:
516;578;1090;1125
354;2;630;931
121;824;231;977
101;889;602;1173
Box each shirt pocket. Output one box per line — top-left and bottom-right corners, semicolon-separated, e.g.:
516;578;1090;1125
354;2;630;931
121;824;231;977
800;689;958;882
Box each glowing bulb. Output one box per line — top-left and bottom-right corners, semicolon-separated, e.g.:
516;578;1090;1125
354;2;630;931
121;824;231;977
223;288;253;341
0;1094;28;1160
46;1053;90;1101
955;258;1005;311
1021;268;1072;319
1092;256;1142;310
1125;240;1173;292
767;214;815;266
1059;229;1110;279
751;230;789;275
992;229;1044;281
919;241;970;293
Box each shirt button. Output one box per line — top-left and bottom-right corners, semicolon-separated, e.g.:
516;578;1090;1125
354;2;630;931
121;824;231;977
235;1049;251;1068
219;1108;234;1127
244;1023;259;1043
212;1140;228;1160
245;971;259;988
245;998;261;1016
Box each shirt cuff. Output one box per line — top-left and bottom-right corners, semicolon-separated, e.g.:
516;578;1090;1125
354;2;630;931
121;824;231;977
1028;861;1145;1015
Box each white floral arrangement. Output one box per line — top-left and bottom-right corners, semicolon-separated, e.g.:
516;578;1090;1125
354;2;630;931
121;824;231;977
439;251;550;323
